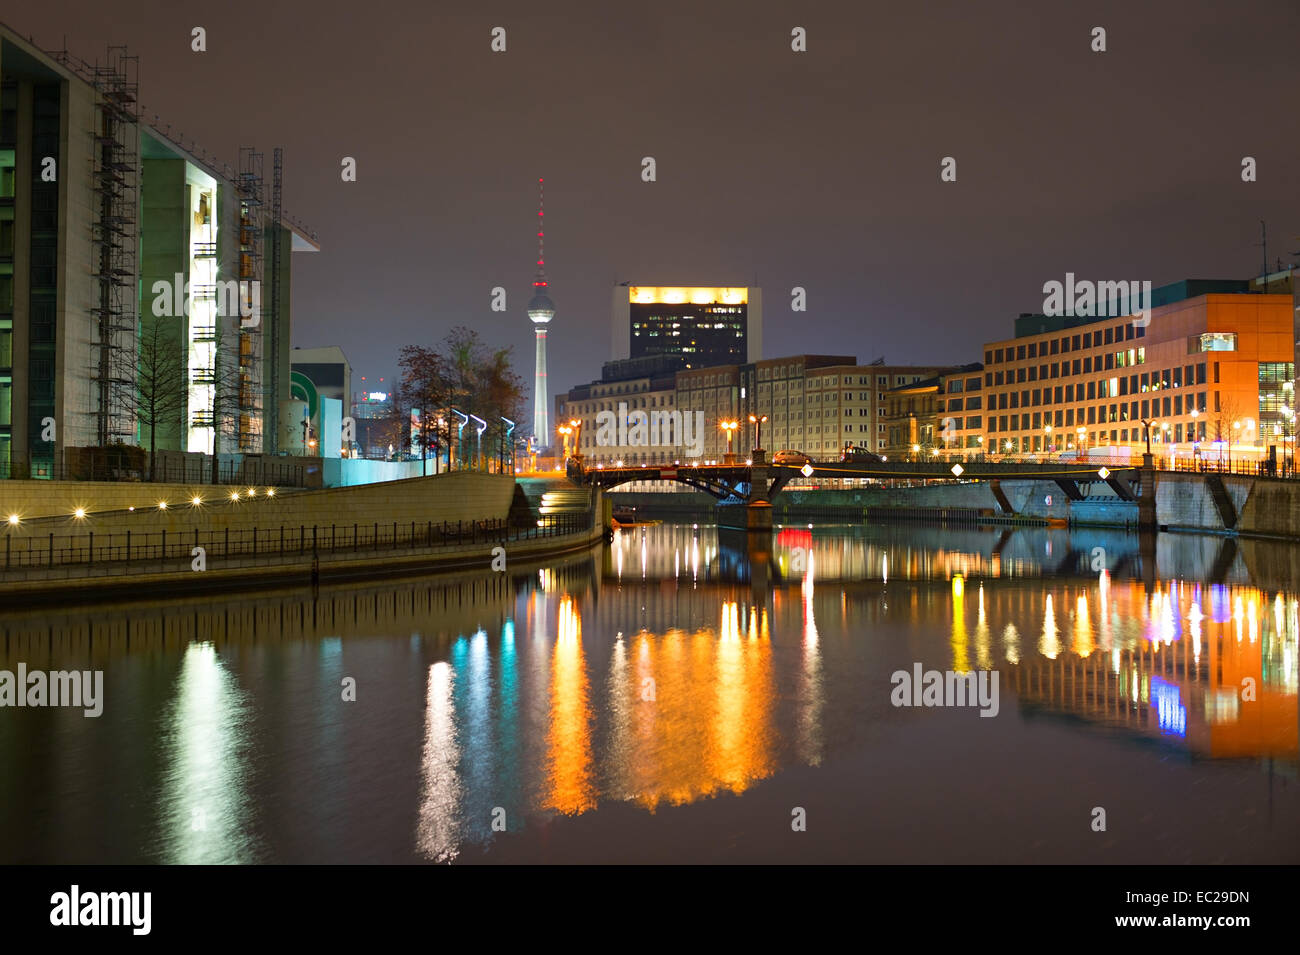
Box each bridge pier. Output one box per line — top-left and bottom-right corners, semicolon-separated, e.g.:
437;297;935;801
1138;458;1158;533
716;500;773;531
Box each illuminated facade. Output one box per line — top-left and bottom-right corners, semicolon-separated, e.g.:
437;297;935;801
880;363;984;455
611;285;762;368
0;24;317;476
0;28;118;474
979;281;1294;464
557;354;943;465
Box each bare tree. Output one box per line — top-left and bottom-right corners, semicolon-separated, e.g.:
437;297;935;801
205;324;251;484
136;315;188;481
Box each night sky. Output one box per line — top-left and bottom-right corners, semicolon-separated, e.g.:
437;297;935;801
12;0;1300;399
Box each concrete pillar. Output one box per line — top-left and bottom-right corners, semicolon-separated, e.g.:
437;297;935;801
1137;463;1158;533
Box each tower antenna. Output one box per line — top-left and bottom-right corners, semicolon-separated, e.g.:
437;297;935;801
526;177;556;449
535;177;547;291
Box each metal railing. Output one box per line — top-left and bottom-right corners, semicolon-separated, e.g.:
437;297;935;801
0;510;597;580
0;455;309;487
1159;456;1298;478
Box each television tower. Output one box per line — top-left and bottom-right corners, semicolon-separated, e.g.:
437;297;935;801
527;177;555;448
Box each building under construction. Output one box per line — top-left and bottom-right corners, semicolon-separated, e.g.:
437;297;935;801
0;22;319;478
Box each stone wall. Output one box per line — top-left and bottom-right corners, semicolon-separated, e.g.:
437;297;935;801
1;471;518;559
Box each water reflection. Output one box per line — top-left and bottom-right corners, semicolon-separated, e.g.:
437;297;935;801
0;521;1297;863
158;642;255;864
545;596;595;815
417;661;460;862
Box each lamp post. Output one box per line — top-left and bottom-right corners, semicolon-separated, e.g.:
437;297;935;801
1283;382;1295;475
1140;418;1157;467
501;417;516;474
452;408;468;470
557;424;573;459
471;414;487;471
748;414;768;462
1284;405;1296;476
1043;423;1053;456
1231;419;1241;472
569;418;583;461
1076;426;1087;460
720;420;738;463
1190;408;1200;469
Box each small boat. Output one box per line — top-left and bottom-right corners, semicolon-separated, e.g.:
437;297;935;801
611;505;659;527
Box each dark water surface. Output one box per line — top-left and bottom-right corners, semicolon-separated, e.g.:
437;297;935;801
1;522;1296;863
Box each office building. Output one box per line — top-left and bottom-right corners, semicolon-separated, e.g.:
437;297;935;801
880;363;984;456
556;353;942;466
979;279;1294;464
611;285;762;367
0;23;317;477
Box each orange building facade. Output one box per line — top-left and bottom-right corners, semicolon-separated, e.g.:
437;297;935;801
979;289;1294;466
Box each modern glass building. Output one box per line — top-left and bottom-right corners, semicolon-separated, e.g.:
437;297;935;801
0;23;318;477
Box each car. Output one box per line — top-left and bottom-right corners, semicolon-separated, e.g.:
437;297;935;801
773;449;813;466
840;445;884;464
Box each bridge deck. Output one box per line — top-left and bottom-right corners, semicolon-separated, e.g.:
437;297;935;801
573;459;1141;501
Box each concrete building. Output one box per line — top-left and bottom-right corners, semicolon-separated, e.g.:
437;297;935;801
979;279;1294;466
291;345;352;459
291;346;352;420
880;363;984;457
556;353;944;467
0;23;317;478
796;362;948;459
556;356;680;466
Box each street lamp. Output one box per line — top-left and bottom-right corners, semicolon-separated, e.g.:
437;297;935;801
1189;407;1201;469
502;416;516;473
720;420;738;462
1140;418;1157;461
452;408;469;470
569;418;582;459
470;414;487;471
1076;426;1087;459
748;414;768;458
557;424;573;459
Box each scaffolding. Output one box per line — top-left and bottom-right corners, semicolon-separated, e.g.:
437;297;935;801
49;44;140;447
236;146;264;453
269;146;283;455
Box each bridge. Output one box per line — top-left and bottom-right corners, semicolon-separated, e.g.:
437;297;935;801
569;457;1143;511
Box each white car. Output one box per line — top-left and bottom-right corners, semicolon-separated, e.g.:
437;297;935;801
773;449;812;466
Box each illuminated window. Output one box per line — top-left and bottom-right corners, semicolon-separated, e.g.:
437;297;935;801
1197;333;1236;352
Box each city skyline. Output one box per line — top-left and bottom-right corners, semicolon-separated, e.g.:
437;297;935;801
6;2;1297;397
